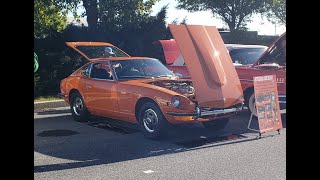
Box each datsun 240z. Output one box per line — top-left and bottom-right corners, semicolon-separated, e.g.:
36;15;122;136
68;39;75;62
59;25;244;139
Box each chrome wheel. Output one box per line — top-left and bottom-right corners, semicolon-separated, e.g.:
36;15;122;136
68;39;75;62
248;93;258;117
143;109;159;133
73;97;83;116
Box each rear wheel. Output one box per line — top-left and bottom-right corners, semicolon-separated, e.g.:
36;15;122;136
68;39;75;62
70;92;90;122
247;93;258;117
138;102;169;139
202;118;230;131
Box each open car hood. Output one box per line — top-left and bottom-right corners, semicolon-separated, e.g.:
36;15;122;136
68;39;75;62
65;42;130;61
168;24;243;108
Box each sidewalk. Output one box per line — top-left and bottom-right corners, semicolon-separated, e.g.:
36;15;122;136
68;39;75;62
34;100;68;110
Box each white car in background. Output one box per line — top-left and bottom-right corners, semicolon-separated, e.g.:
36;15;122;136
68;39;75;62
225;44;268;66
154;39;267;67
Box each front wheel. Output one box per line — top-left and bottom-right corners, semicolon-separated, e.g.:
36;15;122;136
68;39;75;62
202;118;230;131
138;102;169;139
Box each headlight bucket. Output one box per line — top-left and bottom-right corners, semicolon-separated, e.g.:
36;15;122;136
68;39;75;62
172;96;181;108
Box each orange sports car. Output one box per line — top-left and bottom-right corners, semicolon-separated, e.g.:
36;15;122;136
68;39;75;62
59;25;244;139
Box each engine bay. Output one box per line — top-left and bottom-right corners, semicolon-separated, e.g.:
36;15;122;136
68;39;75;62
148;80;195;98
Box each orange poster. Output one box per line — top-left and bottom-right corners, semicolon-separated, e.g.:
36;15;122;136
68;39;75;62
253;75;282;133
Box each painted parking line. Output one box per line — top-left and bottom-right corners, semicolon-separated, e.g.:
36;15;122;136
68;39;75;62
143;170;155;174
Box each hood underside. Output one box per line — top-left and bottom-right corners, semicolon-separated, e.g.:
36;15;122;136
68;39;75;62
168;24;244;108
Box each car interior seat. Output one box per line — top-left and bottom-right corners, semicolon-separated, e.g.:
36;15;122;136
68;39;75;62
92;68;112;79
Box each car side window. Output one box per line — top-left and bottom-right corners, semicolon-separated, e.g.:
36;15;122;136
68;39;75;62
90;62;114;80
81;64;91;77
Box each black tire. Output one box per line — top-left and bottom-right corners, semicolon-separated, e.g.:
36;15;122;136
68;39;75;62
138;102;169;139
202;118;230;131
70;92;90;122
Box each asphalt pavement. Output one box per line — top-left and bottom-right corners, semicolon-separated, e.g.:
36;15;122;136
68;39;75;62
34;107;286;180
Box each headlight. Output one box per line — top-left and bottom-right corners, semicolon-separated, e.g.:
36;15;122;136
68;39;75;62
172;96;181;108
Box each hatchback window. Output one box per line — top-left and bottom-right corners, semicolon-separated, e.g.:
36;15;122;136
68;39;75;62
77;46;129;59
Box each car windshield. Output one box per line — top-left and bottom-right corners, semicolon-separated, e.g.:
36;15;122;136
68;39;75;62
76;46;129;59
229;48;266;65
111;59;175;80
256;34;286;66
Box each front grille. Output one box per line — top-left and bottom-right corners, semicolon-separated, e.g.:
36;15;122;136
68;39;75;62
204;102;244;111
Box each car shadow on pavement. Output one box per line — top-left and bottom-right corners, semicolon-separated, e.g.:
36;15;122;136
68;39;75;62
34;109;285;173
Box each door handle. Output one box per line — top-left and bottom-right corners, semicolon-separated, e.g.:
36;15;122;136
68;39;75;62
86;85;92;89
121;91;126;94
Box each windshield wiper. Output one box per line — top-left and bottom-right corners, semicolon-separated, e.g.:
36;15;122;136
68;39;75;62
119;76;153;79
155;75;175;78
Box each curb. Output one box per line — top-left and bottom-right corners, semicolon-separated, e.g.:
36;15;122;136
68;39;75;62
34;100;69;110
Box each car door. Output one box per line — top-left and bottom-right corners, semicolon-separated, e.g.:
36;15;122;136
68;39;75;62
83;62;119;117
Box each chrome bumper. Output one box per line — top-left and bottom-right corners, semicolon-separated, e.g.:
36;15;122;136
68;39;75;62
167;103;243;118
200;107;241;116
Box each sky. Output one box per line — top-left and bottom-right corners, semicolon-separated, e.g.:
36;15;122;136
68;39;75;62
150;0;286;35
68;0;286;36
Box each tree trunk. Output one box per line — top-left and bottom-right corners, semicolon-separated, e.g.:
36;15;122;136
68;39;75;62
228;22;236;32
82;0;98;34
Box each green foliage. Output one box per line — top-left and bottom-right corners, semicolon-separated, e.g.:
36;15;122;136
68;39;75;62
34;96;62;101
176;0;267;31
265;0;286;25
98;0;158;31
34;0;80;38
78;0;159;33
34;0;66;38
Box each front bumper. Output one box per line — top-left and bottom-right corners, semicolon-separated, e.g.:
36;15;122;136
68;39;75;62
166;103;244;120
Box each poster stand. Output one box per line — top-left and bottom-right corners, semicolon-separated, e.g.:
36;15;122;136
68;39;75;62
246;110;262;139
246;75;283;138
247;111;281;139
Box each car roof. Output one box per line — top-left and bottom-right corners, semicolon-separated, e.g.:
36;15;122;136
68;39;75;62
66;42;115;46
89;56;156;62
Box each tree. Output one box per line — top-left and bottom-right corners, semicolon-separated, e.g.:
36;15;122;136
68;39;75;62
34;0;67;38
82;0;98;33
34;0;79;38
77;0;159;34
264;0;286;25
108;5;169;56
176;0;267;31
